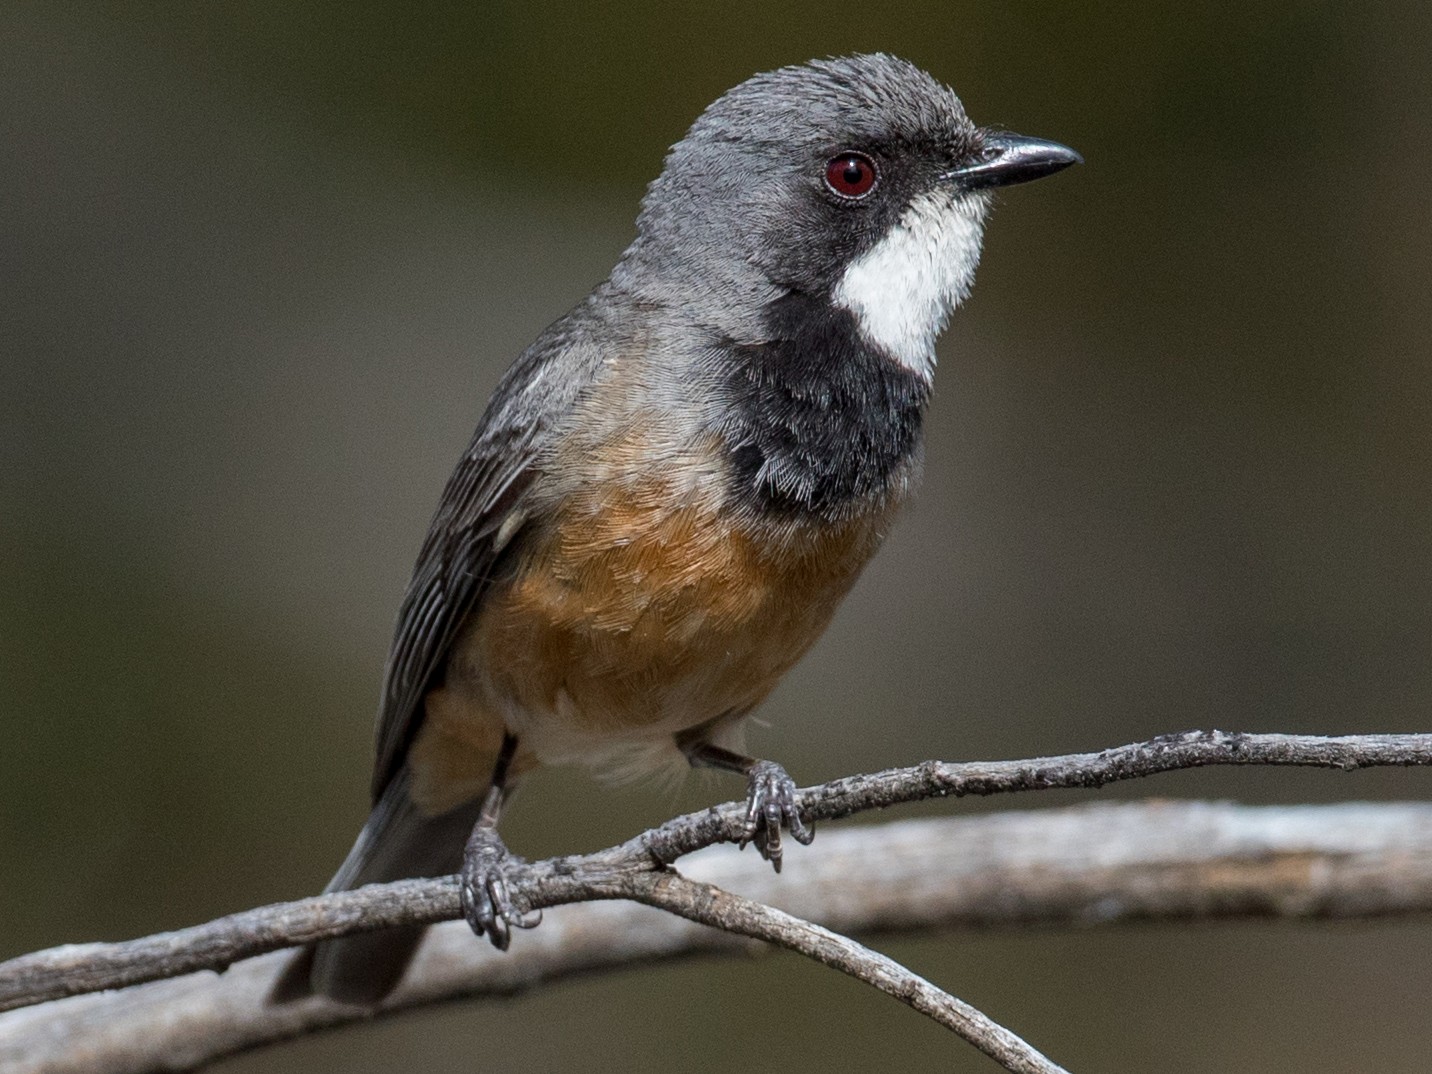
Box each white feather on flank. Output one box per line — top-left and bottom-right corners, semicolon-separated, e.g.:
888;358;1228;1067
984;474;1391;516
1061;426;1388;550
832;189;990;380
505;686;750;788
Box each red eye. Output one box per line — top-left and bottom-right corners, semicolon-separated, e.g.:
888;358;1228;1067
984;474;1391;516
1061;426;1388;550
824;152;877;198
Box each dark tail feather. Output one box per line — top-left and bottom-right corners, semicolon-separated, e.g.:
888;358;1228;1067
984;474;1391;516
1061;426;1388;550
271;768;484;1006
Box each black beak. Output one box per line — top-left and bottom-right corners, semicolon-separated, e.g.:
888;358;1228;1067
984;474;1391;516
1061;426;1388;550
942;132;1082;191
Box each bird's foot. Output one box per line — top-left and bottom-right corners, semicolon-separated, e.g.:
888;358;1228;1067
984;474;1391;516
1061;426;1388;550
460;825;541;950
739;759;814;873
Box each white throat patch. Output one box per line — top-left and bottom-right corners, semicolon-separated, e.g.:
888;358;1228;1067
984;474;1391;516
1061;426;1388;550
832;190;989;380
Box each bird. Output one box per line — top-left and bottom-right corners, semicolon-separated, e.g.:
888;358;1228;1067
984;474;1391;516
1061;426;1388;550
282;52;1080;1005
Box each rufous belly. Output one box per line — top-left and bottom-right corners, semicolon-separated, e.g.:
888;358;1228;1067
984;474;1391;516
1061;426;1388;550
406;478;893;815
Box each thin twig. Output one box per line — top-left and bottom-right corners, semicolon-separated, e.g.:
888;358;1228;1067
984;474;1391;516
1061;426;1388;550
621;868;1069;1074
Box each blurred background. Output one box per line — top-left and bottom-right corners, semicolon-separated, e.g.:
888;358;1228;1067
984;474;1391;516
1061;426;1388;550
4;1;1431;1070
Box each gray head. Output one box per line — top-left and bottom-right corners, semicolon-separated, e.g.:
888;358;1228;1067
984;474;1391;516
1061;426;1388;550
613;54;1079;379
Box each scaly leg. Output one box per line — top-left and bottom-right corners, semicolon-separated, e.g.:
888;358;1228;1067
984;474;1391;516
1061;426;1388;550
679;738;814;872
460;733;541;949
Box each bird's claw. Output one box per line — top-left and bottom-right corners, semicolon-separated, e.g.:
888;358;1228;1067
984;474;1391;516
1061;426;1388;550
460;826;541;950
739;759;814;872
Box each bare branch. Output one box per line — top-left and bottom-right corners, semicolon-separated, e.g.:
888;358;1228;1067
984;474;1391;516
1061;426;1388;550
5;798;1432;1073
6;729;1429;1018
619;868;1069;1074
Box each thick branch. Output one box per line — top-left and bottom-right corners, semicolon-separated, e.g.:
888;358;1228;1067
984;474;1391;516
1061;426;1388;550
4;799;1432;1073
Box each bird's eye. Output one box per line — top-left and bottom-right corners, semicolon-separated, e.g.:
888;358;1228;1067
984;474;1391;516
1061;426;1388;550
824;152;877;199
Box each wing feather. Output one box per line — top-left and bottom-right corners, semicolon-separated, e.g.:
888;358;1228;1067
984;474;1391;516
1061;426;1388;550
368;309;607;800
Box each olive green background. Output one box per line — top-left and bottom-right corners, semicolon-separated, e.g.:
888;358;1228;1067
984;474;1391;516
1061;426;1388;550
4;2;1431;1071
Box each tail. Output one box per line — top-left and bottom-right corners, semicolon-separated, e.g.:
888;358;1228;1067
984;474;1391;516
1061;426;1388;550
272;768;484;1006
